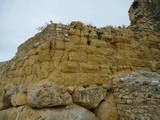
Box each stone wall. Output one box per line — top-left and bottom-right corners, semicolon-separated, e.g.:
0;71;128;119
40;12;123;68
0;0;160;119
0;80;117;120
0;70;160;120
0;22;160;90
0;1;160;117
113;71;160;120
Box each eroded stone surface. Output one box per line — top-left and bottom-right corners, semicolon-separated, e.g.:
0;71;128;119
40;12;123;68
72;86;106;109
94;95;118;120
0;0;160;118
0;105;98;120
129;0;160;31
113;71;160;120
11;92;27;107
27;82;72;108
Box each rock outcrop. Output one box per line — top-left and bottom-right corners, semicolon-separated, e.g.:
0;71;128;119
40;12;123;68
129;0;160;32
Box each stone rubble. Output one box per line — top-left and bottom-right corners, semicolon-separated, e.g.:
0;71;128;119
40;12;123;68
113;71;160;120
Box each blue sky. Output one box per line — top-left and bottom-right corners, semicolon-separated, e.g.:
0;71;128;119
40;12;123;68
0;0;133;61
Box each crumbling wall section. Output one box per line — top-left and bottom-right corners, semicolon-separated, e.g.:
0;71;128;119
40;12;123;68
113;71;160;120
129;0;160;32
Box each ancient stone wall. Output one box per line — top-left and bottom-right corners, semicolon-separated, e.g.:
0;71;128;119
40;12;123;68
0;70;159;120
0;79;117;120
1;2;160;117
0;22;160;90
113;71;160;120
0;0;160;119
0;22;159;119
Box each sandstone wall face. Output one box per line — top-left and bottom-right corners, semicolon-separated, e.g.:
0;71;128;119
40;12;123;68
0;22;160;89
129;0;160;32
0;19;160;119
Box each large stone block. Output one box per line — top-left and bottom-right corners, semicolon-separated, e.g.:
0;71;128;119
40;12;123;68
72;86;106;109
80;64;99;73
27;82;72;108
11;92;27;107
61;61;79;73
0;108;17;120
0;105;98;120
94;95;118;120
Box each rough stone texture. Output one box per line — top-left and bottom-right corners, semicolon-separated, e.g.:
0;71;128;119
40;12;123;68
0;86;22;110
11;91;27;107
0;22;160;89
129;0;160;32
0;105;98;120
94;95;118;120
27;82;72;108
0;21;159;118
72;86;106;109
0;62;6;68
113;71;160;120
0;0;160;118
0;107;17;120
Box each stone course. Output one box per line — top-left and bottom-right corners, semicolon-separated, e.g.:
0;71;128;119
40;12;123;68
72;86;106;109
0;105;98;120
0;21;159;89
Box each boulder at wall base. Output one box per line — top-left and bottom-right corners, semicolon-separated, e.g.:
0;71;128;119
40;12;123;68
0;107;17;120
94;95;118;120
11;92;27;107
0;105;98;120
27;82;72;108
0;86;20;110
72;86;106;109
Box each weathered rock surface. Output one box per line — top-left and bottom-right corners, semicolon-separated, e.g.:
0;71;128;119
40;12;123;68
94;95;118;120
113;71;160;120
0;107;17;120
11;91;27;107
0;105;98;120
0;21;160;88
0;0;160;119
72;86;106;109
27;82;72;108
0;86;22;110
129;0;160;31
